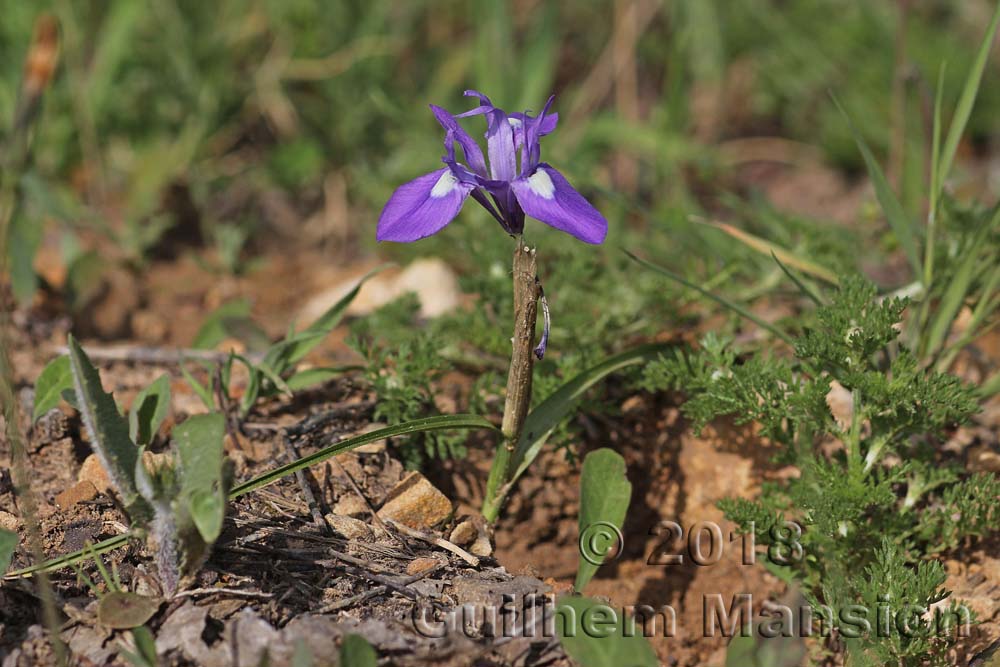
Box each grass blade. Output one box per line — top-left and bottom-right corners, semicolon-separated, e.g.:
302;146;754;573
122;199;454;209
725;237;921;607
834;96;922;279
770;251;824;306
925;63;947;291
697;217;839;285
229;415;496;498
4;533;133;579
626;250;795;345
938;1;1000;189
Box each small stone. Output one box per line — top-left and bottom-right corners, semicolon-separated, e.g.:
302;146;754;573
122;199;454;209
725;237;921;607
469;534;493;558
449;520;477;547
969;444;1000;473
78;454;111;494
0;510;19;532
324;514;372;540
376;472;453;530
55;481;99;509
406;557;440;576
331;495;369;518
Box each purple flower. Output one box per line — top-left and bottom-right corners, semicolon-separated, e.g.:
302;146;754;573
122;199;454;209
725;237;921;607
377;90;608;245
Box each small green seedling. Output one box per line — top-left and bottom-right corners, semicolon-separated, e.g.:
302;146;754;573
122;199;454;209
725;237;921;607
65;335;232;596
184;267;382;417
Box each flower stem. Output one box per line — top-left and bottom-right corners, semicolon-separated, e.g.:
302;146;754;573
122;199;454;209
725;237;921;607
482;239;541;523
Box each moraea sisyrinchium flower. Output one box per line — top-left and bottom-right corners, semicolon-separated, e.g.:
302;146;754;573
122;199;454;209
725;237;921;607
377;90;608;245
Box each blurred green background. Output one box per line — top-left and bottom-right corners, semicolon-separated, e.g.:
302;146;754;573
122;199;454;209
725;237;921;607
1;0;998;320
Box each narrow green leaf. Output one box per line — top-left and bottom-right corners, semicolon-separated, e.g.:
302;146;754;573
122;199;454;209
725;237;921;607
939;2;1000;188
924;256;977;359
33;356;72;422
174;414;228;543
192;299;269;352
97;591;160;630
339;634;377;667
925;63;947;291
770;252;824;306
698;218;839;285
285;366;361;392
575;449;632;592
834;96;922;279
4;533;132;580
484;343;670;521
67;335;149;520
0;529;17;575
626;251;795;345
556;595;659;667
265;265;389;373
230;415;496;499
123;626;158;667
179;361;214;411
128;374;171;447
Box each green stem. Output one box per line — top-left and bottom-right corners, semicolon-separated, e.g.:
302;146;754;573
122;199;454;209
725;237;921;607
482;239;540;523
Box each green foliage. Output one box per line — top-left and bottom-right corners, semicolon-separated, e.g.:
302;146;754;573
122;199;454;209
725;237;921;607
128;373;171;447
187;267;381;417
32;355;72;421
575;449;632;592
349;294;469;469
68;335;150;521
556;596;659;667
64;336;233;595
644;277;988;666
339;634;377;667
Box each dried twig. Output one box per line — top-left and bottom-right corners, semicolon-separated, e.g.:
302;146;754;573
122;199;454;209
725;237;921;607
384;519;480;568
173;587;275;600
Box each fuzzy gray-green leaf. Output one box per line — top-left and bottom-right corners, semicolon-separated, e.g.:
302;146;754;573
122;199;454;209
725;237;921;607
67;335;150;521
174;413;228;543
33;355;72;422
129;374;171;447
575;449;632;592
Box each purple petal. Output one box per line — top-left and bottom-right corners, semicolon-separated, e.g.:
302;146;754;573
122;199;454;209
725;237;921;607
431;105;487;177
483;106;516;182
463;89;493;106
377;168;472;242
509;111;559;151
511;164;607;244
533;293;550;359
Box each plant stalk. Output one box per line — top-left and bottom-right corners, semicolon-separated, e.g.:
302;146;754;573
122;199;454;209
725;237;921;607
483;239;541;522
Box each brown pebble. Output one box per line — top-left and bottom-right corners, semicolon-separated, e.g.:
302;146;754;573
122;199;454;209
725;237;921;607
55;481;99;509
376;472;452;530
0;510;19;532
406;557;440;576
78;454;111;494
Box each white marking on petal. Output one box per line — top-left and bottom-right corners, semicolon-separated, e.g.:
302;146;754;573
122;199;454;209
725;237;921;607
430;171;459;198
527;169;556;199
508;117;523;128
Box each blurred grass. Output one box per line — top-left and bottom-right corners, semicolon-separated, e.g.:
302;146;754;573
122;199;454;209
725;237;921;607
0;0;998;305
